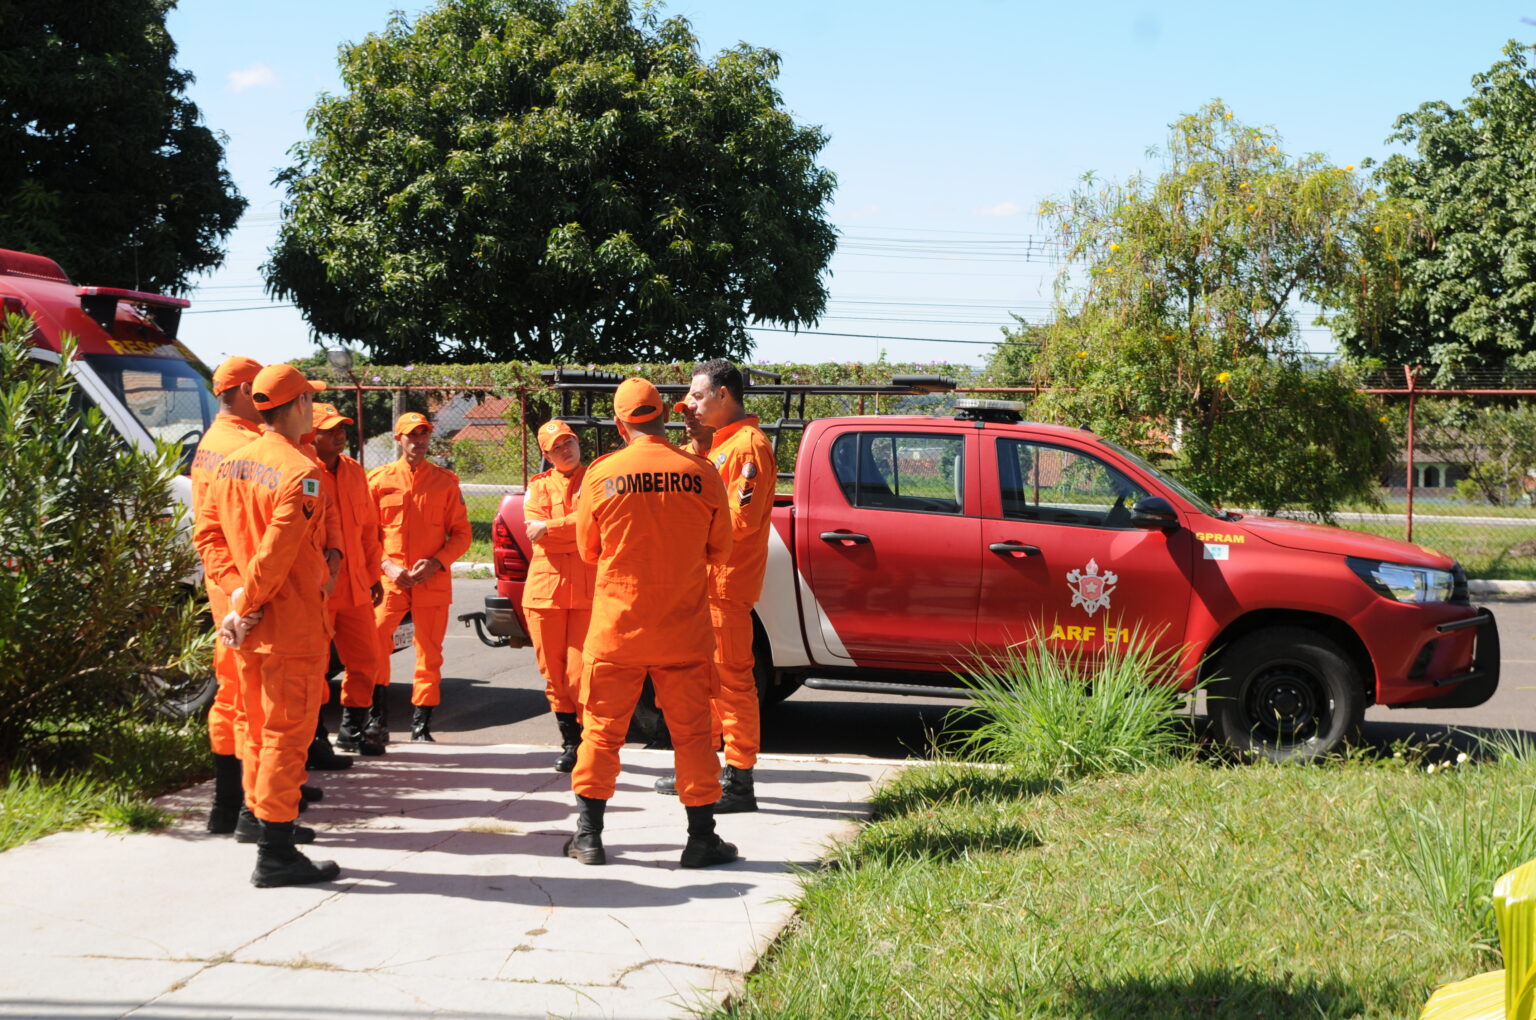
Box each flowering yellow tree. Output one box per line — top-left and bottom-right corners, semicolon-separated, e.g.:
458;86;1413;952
994;103;1406;516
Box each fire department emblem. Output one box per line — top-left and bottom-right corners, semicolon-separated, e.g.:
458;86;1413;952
1066;558;1117;616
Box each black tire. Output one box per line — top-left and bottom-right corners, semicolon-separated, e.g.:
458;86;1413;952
1209;626;1366;762
144;608;217;718
751;622;803;707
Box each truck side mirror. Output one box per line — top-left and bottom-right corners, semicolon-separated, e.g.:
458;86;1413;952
1129;496;1179;531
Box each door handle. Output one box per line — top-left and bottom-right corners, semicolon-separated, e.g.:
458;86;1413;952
820;531;871;546
989;542;1041;557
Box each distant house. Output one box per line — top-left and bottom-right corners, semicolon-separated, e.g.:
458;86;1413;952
443;395;516;445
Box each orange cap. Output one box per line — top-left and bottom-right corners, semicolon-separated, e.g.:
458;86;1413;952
394;411;433;435
537;419;577;453
312;402;354;430
251;364;325;410
614;377;663;423
212;355;262;395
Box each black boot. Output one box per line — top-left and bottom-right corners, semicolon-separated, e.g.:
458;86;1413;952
716;764;758;814
410;706;435;742
337;706;386;755
251;819;340;888
306;718;354;771
681;804;738;868
300;784;322;803
235;806;315;844
364;684;390;745
553;712;582;773
206;753;243;833
563;794;607;865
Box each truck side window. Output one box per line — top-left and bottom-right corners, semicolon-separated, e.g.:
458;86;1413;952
831;433;965;515
997;439;1148;528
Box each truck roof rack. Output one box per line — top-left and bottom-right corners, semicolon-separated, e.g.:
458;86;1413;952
537;369;960;473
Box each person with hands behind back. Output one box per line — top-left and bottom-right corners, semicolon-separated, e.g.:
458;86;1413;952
192;364;341;889
367;412;472;742
524;420;596;773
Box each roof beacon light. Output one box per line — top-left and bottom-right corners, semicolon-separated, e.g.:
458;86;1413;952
954;398;1026;424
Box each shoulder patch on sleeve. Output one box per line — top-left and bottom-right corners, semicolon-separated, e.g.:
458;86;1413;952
302;477;321;498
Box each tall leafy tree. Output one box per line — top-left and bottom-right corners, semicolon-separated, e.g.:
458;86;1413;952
266;0;837;365
0;0;245;292
993;103;1406;517
1334;41;1536;382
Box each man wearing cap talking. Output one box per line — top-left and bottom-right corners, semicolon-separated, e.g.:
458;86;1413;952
188;356;265;833
193;364;341;888
310;403;387;756
565;377;737;868
524;419;595;772
367;412;472;741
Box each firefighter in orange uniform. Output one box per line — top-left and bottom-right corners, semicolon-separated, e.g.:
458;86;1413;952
298;424;351;771
524;419;595;772
565;377;737;868
665;360;777;812
189;356;264;833
368;412;472;741
310;403;387;756
193;365;340;888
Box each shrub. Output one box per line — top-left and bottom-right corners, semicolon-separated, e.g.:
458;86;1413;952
0;315;211;768
950;632;1196;780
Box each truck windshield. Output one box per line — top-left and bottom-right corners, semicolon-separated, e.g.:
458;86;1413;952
1101;438;1224;519
82;354;217;471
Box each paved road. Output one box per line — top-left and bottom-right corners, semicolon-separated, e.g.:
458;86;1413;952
336;579;1536;760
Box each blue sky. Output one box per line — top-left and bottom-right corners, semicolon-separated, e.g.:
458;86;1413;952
164;0;1535;371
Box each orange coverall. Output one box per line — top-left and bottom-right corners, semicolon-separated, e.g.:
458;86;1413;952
704;416;777;769
324;453;384;708
368;458;472;707
523;465;595;714
193;431;332;823
189;412;262;757
572;435;732;807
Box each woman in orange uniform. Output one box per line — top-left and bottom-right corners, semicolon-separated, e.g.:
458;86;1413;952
523;419;595;772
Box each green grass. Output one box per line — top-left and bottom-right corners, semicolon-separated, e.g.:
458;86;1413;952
716;748;1536;1019
0;716;210;852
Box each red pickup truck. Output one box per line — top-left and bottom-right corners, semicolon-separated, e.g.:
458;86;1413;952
483;400;1499;760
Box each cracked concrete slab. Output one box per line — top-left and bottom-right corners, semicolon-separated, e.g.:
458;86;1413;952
0;743;899;1019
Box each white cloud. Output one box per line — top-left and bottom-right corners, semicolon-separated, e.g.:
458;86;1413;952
841;203;883;220
227;63;277;93
973;200;1025;218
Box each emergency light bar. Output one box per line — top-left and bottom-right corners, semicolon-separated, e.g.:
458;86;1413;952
954;398;1026;423
75;286;191;340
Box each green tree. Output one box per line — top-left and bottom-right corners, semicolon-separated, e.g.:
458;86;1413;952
1333;41;1536;382
0;0;245;292
0;314;210;766
266;0;836;365
993;103;1403;517
1407;400;1536;507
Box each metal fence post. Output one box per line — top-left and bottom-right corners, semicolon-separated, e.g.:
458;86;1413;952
1404;365;1418;543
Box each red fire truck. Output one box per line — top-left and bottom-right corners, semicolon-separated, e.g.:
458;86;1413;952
480;379;1499;761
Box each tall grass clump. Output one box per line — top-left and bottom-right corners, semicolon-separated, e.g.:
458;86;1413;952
950;632;1195;779
1380;769;1536;961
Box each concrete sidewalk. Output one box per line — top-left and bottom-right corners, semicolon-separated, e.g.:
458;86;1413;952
0;744;901;1019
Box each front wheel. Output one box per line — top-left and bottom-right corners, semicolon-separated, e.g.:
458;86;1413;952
1208;626;1366;762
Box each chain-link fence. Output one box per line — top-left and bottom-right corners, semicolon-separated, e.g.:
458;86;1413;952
332;370;1535;579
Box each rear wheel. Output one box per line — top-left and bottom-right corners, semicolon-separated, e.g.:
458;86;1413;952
1209;626;1366;762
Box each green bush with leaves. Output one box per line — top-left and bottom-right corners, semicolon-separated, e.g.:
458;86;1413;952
997;102;1403;518
0;315;210;769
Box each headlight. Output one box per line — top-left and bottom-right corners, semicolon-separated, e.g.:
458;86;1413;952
1347;557;1455;603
